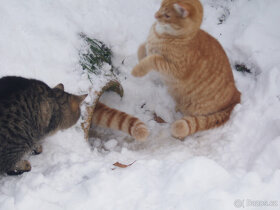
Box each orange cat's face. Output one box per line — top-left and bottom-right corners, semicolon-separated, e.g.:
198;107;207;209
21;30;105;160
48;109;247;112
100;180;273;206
154;0;203;36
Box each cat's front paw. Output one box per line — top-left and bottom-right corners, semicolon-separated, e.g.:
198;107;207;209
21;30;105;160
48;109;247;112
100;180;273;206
31;144;43;155
131;65;149;77
7;160;31;176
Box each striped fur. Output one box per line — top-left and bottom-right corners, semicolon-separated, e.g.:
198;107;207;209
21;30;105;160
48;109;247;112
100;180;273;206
92;102;149;141
171;103;236;139
0;76;87;174
132;0;241;139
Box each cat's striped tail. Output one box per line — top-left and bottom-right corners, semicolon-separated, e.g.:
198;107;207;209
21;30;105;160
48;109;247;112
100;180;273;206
91;102;149;141
171;104;237;139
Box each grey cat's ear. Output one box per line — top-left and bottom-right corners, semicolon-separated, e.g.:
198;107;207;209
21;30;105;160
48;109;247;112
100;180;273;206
54;83;64;91
77;94;88;104
174;3;189;18
70;94;88;112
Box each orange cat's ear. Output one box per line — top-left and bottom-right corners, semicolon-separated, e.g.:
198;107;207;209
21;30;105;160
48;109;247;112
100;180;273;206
173;3;189;18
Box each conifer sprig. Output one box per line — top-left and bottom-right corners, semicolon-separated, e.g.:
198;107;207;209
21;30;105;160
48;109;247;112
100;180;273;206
79;33;114;76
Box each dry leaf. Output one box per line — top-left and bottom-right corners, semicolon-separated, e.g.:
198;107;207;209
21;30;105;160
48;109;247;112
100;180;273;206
153;113;166;124
113;161;136;169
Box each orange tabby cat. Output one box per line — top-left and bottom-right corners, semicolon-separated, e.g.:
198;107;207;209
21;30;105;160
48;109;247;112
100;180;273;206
92;102;149;141
132;0;240;139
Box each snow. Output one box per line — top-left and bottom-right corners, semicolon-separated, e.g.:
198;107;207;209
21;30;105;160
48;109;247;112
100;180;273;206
1;0;280;209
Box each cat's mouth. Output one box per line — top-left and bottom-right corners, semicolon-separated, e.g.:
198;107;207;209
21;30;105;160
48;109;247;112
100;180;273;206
155;21;179;36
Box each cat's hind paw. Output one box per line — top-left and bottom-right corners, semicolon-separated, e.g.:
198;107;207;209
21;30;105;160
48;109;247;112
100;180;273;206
171;120;189;139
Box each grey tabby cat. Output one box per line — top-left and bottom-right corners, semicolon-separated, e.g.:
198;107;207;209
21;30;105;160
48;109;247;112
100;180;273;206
0;76;87;175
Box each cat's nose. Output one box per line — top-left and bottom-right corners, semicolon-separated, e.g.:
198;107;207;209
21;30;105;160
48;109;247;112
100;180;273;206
155;12;161;19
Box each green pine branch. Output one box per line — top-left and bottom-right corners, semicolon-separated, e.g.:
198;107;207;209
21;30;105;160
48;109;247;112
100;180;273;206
79;33;115;76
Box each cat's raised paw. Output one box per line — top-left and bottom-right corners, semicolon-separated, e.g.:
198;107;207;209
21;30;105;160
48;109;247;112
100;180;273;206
171;120;189;139
131;123;149;141
131;65;148;77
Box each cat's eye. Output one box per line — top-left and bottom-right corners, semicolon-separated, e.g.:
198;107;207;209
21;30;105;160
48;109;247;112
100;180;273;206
164;14;170;19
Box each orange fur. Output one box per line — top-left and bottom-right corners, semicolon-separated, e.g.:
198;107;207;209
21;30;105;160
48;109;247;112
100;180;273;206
92;102;149;141
132;0;240;139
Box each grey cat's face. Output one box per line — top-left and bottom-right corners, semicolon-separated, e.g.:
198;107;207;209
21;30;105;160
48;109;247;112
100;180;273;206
53;84;87;130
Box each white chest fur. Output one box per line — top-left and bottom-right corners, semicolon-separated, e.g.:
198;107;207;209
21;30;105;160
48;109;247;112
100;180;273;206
146;26;164;56
155;21;178;36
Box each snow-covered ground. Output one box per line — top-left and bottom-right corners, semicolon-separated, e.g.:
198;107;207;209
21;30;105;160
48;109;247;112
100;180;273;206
1;0;280;209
